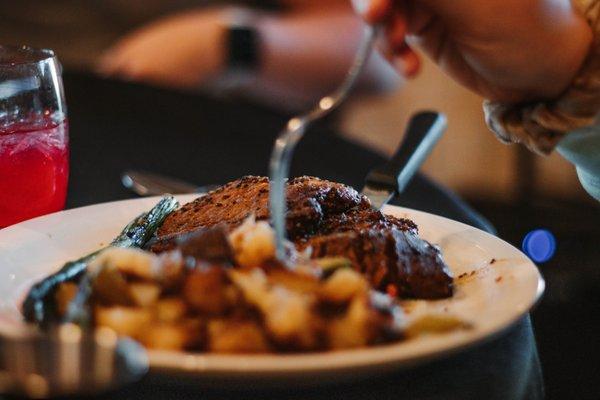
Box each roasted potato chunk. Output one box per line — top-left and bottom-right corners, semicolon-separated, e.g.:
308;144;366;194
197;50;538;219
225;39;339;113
129;283;161;307
140;319;204;350
92;267;133;306
207;319;270;353
183;268;232;315
319;268;369;304
153;298;188;323
326;296;375;349
229;218;276;268
266;269;320;294
95;306;152;339
229;269;318;350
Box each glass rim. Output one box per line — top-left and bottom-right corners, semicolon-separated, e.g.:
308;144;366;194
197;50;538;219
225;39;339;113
0;45;56;67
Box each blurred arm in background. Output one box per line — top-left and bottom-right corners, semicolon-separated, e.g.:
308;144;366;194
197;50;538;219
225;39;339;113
98;1;399;110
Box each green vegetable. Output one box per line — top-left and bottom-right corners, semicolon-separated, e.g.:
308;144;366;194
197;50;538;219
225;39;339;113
315;257;353;277
405;315;471;337
22;196;179;325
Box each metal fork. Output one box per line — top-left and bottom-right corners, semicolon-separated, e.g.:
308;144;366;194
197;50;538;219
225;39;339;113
268;25;378;260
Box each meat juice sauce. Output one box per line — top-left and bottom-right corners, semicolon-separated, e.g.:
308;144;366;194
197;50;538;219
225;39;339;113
0;115;69;227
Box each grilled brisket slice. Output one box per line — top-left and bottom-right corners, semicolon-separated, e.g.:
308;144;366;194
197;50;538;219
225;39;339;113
156;175;369;240
153;176;453;299
298;227;453;299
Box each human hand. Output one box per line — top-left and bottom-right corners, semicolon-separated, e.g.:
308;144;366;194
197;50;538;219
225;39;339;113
97;9;227;89
352;0;592;102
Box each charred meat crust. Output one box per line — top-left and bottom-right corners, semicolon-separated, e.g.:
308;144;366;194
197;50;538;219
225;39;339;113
153;176;453;299
156;176;370;240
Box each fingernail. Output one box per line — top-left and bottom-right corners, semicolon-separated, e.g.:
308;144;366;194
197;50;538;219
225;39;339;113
393;56;419;78
351;0;370;15
393;57;408;75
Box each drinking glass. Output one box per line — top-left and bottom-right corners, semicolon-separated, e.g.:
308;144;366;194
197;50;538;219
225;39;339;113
0;45;69;227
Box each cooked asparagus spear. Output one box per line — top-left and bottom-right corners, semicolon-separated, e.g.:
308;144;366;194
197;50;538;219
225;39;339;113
22;196;179;325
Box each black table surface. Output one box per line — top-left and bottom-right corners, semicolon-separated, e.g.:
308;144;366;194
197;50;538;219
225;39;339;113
59;72;541;400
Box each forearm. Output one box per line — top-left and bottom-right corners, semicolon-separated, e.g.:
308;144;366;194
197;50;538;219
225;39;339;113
98;3;398;108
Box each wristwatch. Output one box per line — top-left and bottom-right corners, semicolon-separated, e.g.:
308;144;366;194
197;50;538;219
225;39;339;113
211;8;262;95
226;22;260;73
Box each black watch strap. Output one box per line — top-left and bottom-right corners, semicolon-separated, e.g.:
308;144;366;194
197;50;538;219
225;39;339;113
226;25;260;72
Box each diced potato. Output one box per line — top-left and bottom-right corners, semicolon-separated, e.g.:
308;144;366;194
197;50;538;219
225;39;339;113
55;282;78;317
140;324;188;350
207;319;270;353
326;296;374;349
92;267;133;306
89;247;157;280
183;268;231;315
129;283;161;307
229;217;275;268
155;251;185;288
229;270;318;349
264;287;319;349
319;268;368;303
267;269;320;294
95;306;152;338
227;269;269;307
140;319;204;350
153;298;188;323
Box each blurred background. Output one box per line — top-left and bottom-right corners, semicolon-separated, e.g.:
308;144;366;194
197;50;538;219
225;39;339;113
1;0;593;202
1;1;598;397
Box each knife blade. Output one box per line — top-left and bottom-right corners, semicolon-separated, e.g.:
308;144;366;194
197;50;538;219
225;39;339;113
121;170;217;196
361;111;447;210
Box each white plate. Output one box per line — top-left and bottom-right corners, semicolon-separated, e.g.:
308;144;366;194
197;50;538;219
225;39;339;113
0;196;544;383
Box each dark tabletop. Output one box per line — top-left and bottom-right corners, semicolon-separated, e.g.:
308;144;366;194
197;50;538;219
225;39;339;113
60;72;541;400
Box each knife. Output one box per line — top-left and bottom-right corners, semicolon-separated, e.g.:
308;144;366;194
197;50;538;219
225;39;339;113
121;170;217;196
361;111;447;210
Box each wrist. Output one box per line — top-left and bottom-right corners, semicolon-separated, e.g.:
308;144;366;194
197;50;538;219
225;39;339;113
208;23;228;80
183;8;232;84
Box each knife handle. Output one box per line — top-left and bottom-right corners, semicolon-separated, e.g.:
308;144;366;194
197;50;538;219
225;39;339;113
365;111;447;193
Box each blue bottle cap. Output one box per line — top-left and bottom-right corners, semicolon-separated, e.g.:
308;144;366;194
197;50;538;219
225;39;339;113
522;229;556;263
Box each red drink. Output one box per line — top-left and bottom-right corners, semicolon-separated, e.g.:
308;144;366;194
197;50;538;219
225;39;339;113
0;116;69;227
